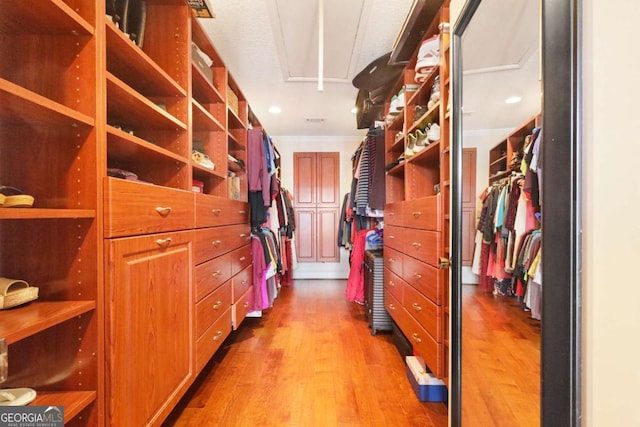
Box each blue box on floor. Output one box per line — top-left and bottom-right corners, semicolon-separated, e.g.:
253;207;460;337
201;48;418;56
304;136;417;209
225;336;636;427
405;356;447;403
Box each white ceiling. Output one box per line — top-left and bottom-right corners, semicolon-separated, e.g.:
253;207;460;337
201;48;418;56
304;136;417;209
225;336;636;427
199;0;413;137
199;0;540;138
461;0;541;132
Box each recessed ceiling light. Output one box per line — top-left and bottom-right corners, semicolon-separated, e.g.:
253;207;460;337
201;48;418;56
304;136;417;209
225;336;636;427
505;96;522;104
351;107;358;114
268;105;282;114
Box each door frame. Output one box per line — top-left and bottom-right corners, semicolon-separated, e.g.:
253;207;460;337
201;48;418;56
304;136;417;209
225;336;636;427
450;0;582;425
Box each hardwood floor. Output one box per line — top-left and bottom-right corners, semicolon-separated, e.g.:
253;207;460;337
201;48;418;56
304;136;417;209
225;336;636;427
461;284;541;427
164;279;448;426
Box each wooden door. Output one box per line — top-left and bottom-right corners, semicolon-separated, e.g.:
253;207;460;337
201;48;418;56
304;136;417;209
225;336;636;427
461;148;477;266
106;230;194;426
293;152;340;263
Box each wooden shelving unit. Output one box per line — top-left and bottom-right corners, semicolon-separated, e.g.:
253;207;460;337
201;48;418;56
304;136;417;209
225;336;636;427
1;2;259;425
383;0;450;385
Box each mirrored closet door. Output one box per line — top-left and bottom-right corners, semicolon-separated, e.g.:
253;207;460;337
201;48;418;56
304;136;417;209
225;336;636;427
450;0;581;425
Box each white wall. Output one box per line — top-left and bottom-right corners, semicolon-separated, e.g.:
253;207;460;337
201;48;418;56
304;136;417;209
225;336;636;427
582;1;640;425
450;0;640;425
273;134;363;279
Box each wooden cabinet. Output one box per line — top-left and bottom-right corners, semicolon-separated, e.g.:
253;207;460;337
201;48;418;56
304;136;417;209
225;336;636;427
0;2;101;424
1;2;260;425
383;2;450;382
106;231;194;427
293;152;340;262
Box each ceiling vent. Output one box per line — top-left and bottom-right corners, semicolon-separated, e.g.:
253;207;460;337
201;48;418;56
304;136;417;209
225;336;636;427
305;118;325;123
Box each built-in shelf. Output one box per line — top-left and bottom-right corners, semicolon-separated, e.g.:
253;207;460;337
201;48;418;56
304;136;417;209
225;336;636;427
106;20;185;97
0;78;94;129
0;301;95;344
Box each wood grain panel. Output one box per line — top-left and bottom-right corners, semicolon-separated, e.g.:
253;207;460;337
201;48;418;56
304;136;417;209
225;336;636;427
195;308;232;373
106;230;193;427
403;255;440;305
195;193;249;228
294;208;316;262
194;253;233;301
196;281;232;338
384;225;405;252
403;195;440;231
317;152;340;207
317;208;339;262
293;152;316;206
193;224;251;265
104;177;195;238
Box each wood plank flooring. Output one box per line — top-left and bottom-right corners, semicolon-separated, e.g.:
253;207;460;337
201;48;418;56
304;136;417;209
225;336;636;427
461;284;541;427
164;279;448;427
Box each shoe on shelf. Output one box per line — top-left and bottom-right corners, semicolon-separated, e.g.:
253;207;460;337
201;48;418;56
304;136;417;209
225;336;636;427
404;133;417;158
413;129;428;153
192;150;215;170
414;105;427;123
428;123;440;141
0;186;34;208
415;35;440;75
396;88;405;111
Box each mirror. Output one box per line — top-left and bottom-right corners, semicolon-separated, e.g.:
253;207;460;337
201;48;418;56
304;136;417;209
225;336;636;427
460;0;541;425
451;0;581;425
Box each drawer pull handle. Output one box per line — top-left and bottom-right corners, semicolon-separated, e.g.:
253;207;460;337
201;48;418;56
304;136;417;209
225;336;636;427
212;270;221;277
388;212;395;216
239;256;246;261
213;301;223;309
240;233;247;238
389;258;396;263
212;240;221;247
243;301;249;308
412;211;422;218
414;272;422;279
239;210;246;214
412;242;422;249
388;280;395;287
412;302;422;312
412;333;422;343
155;206;172;216
241;280;247;285
389;235;395;239
211;209;222;215
388;304;396;310
213;331;223;341
155;237;172;247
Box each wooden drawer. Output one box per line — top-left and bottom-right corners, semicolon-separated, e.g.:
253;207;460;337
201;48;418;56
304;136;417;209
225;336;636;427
104;177;195;238
384;287;403;325
196;281;232;338
384;225;405;252
196;307;232;373
232;265;253;302
195;253;233;301
383;267;404;304
384;202;404;226
403;282;441;341
385;289;442;377
403;196;440;231
230;244;251;276
404;229;440;267
194;224;251;265
232;286;254;330
195;193;249;228
403;255;441;305
383;246;403;277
